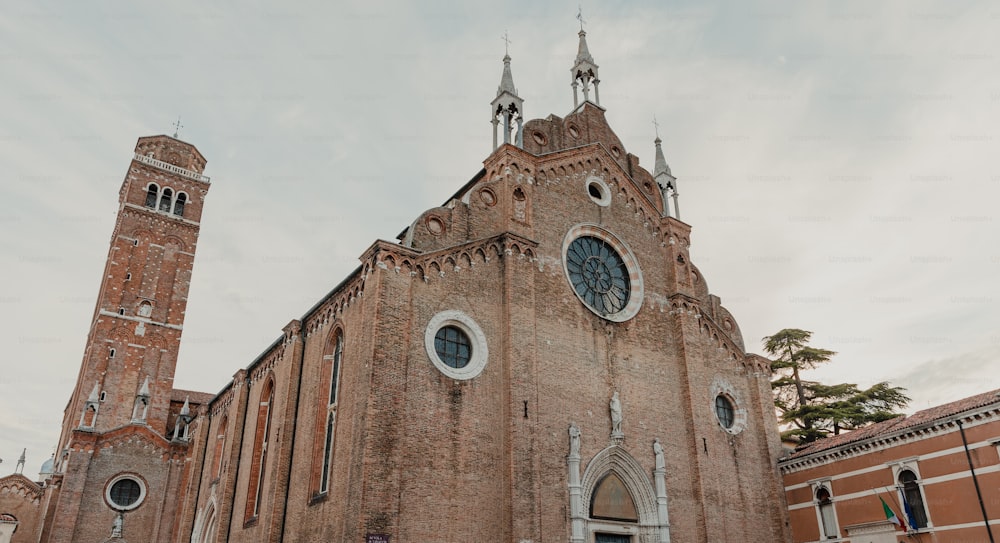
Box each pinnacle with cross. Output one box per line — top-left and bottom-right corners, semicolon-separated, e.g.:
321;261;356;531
653;115;661;140
172;116;183;139
501;30;512;56
577;6;586;31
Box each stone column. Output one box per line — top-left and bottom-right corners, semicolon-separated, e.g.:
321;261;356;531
567;424;585;543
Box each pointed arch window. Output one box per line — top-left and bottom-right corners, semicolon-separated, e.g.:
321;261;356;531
898;470;928;529
145;184;159;208
589;472;638;522
211;415;228;480
312;330;343;499
245;379;274;522
159;188;173;212
174;192;187;217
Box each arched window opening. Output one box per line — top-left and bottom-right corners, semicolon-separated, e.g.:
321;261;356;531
211;416;228;480
159;188;173;212
815;487;838;539
329;333;343;405
145;184;159;208
174;192;187;217
246;379;274;521
589;472;638;522
81;404;97;428
898;470;928;529
200;505;218;543
137;301;152;318
314;331;344;496
512;187;528;222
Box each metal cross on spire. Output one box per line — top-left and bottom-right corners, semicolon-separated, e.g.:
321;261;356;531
577;6;586;31
502;30;512;56
172;116;183;139
652;115;661;139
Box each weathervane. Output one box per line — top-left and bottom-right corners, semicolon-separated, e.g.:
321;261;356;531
501;30;512;56
577;6;586;31
172;116;183;139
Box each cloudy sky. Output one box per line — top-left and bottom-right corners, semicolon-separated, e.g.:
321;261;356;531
2;0;998;473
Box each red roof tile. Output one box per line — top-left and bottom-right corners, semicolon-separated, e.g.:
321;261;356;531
787;388;1000;459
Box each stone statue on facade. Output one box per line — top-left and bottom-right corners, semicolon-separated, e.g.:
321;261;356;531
111;513;123;538
653;439;665;470
569;423;581;457
610;391;623;438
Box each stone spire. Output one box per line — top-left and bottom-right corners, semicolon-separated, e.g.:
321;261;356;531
87;382;101;402
78;382;101;429
173;397;193;441
491;43;524;151
653;136;680;219
571;29;600;108
15;449;25;475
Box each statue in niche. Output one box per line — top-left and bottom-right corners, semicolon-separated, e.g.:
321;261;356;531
653;439;665;470
610;391;623;436
569;423;581;456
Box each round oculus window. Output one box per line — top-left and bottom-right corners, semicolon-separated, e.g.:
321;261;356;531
562;225;644;322
105;474;146;511
715;395;735;429
567;237;630;316
434;325;471;368
424;310;489;380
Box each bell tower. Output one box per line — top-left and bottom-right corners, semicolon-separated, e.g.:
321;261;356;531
54;135;211;464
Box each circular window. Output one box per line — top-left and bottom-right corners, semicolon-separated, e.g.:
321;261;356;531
479;188;497;207
434;326;471;368
568;125;580;138
426;216;445;235
424;310;489;380
715;395;735;429
532;131;547;145
562;225;644;322
105;474;146;511
585;176;611;207
567;237;630;316
710;378;747;435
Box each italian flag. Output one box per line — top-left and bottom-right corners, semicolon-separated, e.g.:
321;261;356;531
881;497;903;529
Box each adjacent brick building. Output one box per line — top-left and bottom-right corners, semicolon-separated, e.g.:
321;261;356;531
779;389;1000;543
1;30;793;543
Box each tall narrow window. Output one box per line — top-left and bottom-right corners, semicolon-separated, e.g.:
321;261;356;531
898;470;928;529
174;192;187;217
312;331;343;498
329;333;343;405
159;188;173;212
145;184;159;208
245;379;274;521
815;486;838;539
321;332;343;493
211;415;228;480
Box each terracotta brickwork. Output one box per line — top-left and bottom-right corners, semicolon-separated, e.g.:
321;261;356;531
11;135;216;543
0;475;43;543
780;389;1000;543
21;34;795;543
179;96;791;542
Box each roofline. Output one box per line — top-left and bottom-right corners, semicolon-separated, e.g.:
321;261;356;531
205;263;366;409
779;397;1000;472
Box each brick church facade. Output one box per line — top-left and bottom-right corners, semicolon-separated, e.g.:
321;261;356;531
1;30;792;543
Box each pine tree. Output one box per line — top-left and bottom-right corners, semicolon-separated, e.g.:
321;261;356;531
764;329;909;444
